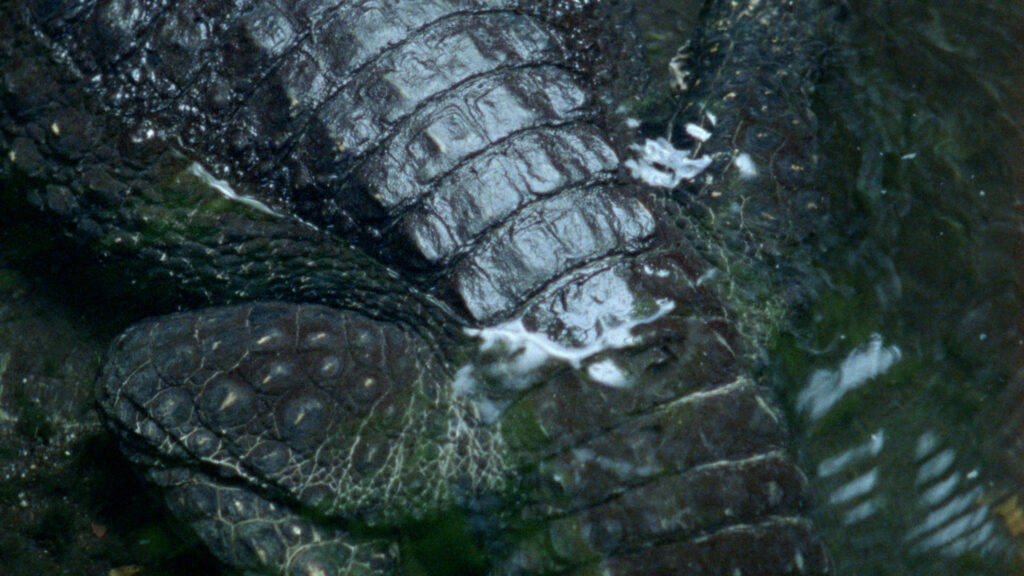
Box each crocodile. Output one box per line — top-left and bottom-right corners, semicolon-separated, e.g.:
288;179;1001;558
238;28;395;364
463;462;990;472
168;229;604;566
1;0;838;573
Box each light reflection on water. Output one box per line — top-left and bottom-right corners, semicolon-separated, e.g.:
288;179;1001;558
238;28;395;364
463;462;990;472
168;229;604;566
763;0;1024;573
796;334;902;421
793;335;1014;571
635;0;1024;571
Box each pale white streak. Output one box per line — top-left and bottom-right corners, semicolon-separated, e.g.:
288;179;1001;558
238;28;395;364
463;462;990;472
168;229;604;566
797;334;901;421
452;289;676;424
903;433;1003;558
686;451;783;474
570;446;657;480
843;498;881;525
816;429;885;478
0;352;12;423
915;449;956;486
664;377;750;409
828;468;879;506
954;521;997;555
816;423;1006;561
624;137;711;189
695;267;719;287
920;472;961;508
915;430;940;459
914;507;990;553
909;487;988;550
187;162;283;217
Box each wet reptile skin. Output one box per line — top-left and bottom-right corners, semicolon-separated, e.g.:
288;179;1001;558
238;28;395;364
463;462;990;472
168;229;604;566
3;0;835;573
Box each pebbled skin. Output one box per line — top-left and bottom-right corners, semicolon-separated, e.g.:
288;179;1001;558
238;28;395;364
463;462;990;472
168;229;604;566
676;0;831;246
4;0;835;574
99;302;491;574
668;0;841;347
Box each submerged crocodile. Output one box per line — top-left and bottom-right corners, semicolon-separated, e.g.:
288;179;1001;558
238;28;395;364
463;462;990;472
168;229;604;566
1;0;837;573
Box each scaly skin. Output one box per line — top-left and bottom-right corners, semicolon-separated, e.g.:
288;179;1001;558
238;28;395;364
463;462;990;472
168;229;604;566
3;0;836;573
672;0;841;349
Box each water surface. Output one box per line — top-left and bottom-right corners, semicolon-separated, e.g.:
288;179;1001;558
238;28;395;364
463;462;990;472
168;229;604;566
753;1;1024;573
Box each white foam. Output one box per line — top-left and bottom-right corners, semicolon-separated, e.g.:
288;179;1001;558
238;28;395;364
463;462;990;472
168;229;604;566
452;271;676;425
586;359;628;388
187;162;283;217
642;264;671;278
685;123;712;142
467;298;675;375
624;137;711;189
733;152;758;178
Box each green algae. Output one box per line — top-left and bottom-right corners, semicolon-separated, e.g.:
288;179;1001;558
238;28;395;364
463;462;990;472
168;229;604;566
397;510;490;576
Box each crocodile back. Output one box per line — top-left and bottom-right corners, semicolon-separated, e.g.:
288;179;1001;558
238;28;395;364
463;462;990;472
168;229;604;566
32;0;652;323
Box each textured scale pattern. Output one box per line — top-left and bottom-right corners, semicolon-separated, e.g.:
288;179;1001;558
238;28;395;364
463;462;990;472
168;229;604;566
9;0;838;573
101;303;504;515
99;303;508;572
32;0;659;322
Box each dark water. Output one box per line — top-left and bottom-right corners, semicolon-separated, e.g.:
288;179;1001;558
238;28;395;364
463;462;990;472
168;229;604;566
749;0;1024;573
